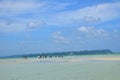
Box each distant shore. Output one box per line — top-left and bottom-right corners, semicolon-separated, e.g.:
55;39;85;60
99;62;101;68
1;49;119;59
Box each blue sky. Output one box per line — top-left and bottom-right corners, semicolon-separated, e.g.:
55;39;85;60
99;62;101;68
0;0;120;56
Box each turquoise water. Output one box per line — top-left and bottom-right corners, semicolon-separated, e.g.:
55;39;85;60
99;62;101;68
0;55;120;80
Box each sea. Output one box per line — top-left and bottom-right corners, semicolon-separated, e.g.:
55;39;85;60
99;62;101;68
0;54;120;80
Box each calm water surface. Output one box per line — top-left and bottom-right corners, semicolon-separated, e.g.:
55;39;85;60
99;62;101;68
0;55;120;80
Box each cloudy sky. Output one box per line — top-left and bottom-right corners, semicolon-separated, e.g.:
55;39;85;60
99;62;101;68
0;0;120;56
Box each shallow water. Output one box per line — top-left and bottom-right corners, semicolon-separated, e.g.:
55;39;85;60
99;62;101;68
0;55;120;80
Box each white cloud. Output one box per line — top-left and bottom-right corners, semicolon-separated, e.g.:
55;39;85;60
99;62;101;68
0;19;46;32
82;16;101;23
0;1;73;16
27;19;46;30
0;20;26;32
0;1;46;15
48;2;120;26
0;1;120;32
0;1;75;32
52;32;70;44
77;26;108;38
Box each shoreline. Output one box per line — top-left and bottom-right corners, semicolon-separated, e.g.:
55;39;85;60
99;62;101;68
0;54;120;64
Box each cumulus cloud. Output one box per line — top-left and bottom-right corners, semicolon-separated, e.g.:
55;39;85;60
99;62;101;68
77;26;108;38
52;32;70;44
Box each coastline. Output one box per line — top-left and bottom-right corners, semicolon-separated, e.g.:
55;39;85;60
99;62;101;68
0;54;120;64
0;54;120;80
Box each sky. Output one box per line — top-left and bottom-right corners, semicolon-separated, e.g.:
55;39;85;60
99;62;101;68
0;0;120;56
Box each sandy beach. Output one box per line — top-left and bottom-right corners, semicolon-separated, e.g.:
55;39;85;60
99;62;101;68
0;54;120;80
0;54;120;64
